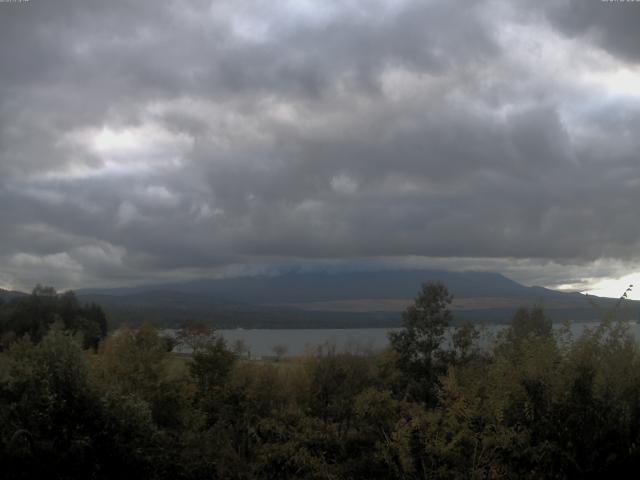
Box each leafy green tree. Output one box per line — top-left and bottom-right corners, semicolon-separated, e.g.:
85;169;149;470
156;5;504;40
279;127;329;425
506;306;552;344
447;321;482;367
305;344;373;430
0;326;101;478
389;281;453;405
190;334;236;395
92;323;193;431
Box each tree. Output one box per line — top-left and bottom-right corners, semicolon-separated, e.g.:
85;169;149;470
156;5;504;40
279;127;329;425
388;281;453;405
176;320;216;354
450;321;481;365
92;323;193;431
0;287;108;350
190;335;236;395
232;339;250;358
0;326;102;478
305;344;373;429
272;344;288;361
507;306;552;343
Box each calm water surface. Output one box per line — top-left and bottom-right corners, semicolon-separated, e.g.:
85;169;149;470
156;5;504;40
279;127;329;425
169;321;640;357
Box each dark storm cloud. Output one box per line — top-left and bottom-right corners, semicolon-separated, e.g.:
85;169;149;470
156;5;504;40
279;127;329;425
544;0;640;63
1;0;640;289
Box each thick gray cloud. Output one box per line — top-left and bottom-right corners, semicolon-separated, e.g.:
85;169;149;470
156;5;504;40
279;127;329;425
545;0;640;63
1;0;640;290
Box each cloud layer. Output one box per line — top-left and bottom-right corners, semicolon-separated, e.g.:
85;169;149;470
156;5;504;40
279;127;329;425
2;0;640;290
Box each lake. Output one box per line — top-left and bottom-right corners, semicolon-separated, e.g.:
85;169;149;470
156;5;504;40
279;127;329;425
168;321;640;357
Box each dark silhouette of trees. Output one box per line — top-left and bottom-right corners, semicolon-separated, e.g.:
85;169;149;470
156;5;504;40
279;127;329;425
389;281;453;405
0;286;107;351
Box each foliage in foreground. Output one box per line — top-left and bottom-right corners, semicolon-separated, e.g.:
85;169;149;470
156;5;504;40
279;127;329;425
2;282;640;479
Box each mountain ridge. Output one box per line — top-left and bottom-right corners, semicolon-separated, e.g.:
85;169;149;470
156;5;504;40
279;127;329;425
77;269;577;303
70;269;635;328
6;270;634;328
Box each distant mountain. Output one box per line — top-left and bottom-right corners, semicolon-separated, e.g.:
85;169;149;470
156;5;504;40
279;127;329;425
0;288;27;302
78;269;574;303
75;270;638;328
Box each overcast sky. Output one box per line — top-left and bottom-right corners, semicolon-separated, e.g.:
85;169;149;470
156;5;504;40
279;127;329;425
2;0;640;294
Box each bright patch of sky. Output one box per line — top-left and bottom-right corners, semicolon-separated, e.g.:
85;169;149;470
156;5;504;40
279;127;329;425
585;273;639;300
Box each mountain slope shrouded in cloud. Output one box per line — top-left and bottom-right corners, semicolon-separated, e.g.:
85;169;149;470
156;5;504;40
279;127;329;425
72;270;633;328
79;269;570;303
